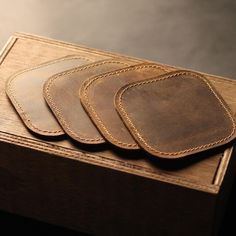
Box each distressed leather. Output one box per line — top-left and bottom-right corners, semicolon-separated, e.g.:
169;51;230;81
6;52;236;159
43;58;136;144
204;74;236;119
115;71;236;158
6;56;94;136
80;63;171;149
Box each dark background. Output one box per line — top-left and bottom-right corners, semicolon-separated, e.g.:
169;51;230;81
0;0;236;235
1;0;236;79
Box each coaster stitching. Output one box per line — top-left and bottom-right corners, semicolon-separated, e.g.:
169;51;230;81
81;64;170;148
116;71;236;156
6;56;92;134
44;60;130;142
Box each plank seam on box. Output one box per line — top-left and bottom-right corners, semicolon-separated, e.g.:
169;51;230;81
44;60;130;142
81;64;170;148
116;71;236;157
6;56;92;134
0;132;218;193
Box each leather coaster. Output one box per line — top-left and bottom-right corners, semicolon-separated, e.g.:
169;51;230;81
43;58;135;144
115;70;236;158
203;74;236;118
80;63;171;149
6;56;94;136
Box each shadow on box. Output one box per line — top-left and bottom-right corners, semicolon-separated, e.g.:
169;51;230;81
1;128;236;235
0;191;235;236
0;172;235;236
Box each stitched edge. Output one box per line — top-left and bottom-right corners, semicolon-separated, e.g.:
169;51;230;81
0;132;219;193
80;64;170;149
6;56;92;135
116;71;236;157
44;59;131;143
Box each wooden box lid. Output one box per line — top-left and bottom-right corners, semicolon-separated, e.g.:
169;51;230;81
0;33;235;235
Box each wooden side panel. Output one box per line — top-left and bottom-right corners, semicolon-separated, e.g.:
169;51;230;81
0;141;216;236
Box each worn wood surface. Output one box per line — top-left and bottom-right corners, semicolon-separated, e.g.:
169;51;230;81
0;33;236;235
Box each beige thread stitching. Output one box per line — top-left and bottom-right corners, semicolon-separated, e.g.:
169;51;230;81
0;132;218;193
81;64;170;148
44;60;130;142
116;71;236;157
6;56;92;134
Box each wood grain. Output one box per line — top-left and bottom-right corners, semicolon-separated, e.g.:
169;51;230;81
0;33;235;235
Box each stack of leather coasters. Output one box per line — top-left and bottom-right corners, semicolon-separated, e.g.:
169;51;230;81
6;57;236;159
1;33;236;236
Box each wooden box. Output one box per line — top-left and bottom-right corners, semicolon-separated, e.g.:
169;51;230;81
0;33;235;236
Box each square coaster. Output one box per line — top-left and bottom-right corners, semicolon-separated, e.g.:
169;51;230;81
115;70;236;158
80;63;170;149
6;56;93;136
43;59;134;143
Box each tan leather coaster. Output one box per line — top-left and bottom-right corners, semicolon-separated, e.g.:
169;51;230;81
43;58;136;144
6;56;94;136
203;74;236;119
115;70;236;158
80;63;171;149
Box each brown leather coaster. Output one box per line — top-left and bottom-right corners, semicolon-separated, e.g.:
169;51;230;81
43;58;136;144
204;74;236;118
80;63;171;149
6;56;94;136
115;70;236;158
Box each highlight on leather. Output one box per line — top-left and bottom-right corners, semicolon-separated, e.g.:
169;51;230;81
80;63;171;150
115;70;236;158
43;58;135;144
6;56;94;136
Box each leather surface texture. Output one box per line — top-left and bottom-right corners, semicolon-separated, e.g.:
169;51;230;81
80;63;171;150
6;56;95;136
43;58;137;144
115;70;236;158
